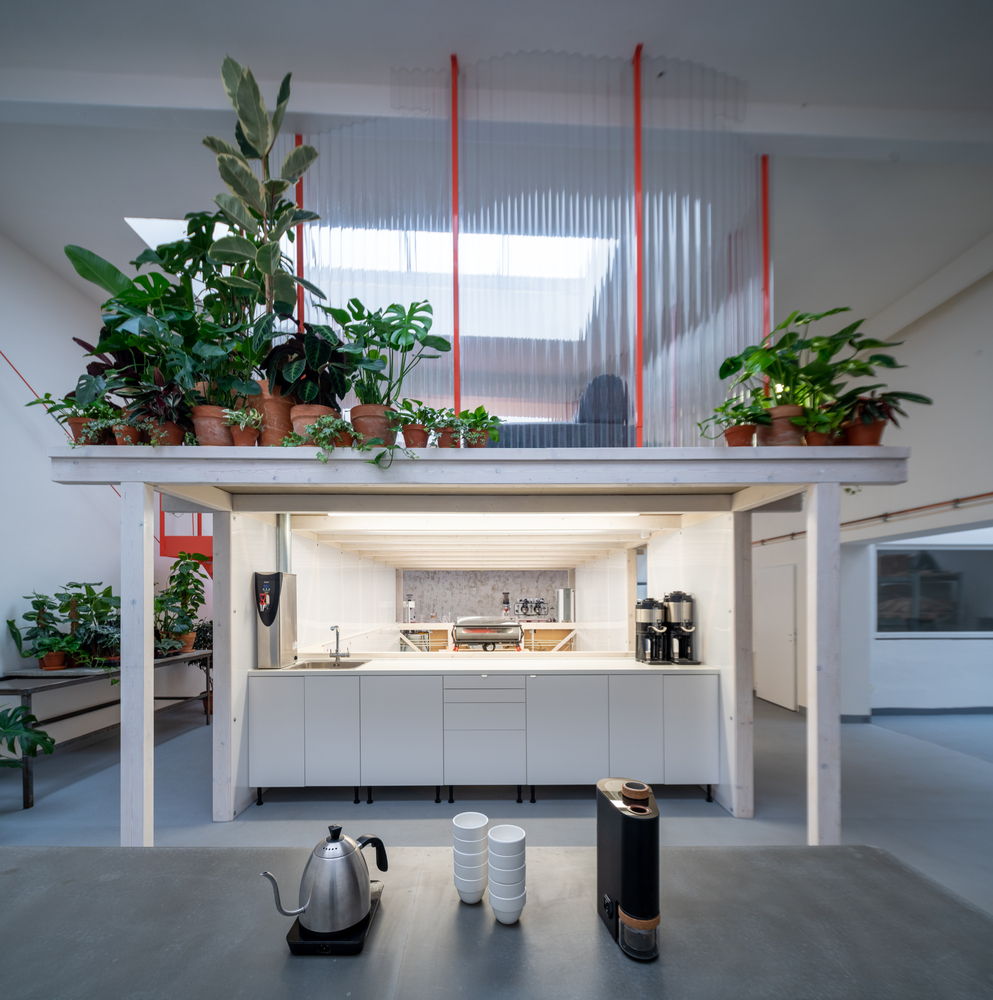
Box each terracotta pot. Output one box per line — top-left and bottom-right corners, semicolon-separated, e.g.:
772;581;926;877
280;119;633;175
66;416;92;443
333;429;355;449
804;431;835;447
246;381;296;447
42;651;66;670
176;632;196;653
290;404;339;442
755;404;804;446
723;424;755;447
436;427;460;449
845;418;887;446
191;405;234;446
230;426;259;447
149;421;185;446
464;430;489;448
113;423;141;446
402;424;430;448
350;404;397;445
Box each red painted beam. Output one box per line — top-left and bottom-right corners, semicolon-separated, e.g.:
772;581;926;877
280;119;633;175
451;54;461;415
295;133;305;332
633;44;644;447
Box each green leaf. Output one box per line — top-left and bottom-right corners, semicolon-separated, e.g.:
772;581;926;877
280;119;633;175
280;144;319;183
255;242;282;275
234;121;262;160
282;358;306;384
271;73;292;138
213;193;259;235
64;245;134;296
718;356;743;380
273;271;297;313
289;273;326;299
218;275;262;293
304;333;332;369
235;67;272;156
270;208;320;244
131;248;163;267
209;235;258;264
420;334;451;352
202;135;247;162
264;178;291;199
221;55;246;109
216;155;264;214
324;306;351;325
194;342;228;358
297;380;319;403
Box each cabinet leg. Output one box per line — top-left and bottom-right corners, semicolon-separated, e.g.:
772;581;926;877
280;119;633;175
530;785;536;803
256;787;263;806
435;786;441;804
516;785;523;804
706;784;713;803
353;786;360;805
367;786;373;805
448;785;454;804
22;754;34;809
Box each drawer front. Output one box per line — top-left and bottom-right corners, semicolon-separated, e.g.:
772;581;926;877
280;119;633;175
444;731;527;784
445;702;527;730
443;674;525;689
444;688;526;703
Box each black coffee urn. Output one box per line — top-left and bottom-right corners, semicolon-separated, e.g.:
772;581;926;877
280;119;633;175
596;777;660;961
663;591;700;664
635;598;668;664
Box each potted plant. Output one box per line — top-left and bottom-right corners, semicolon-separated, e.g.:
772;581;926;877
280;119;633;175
158;552;210;652
55;581;121;663
697;397;772;447
222;406;263;446
305;413;355;452
395;399;440;448
457;405;502;448
0;706;55;769
794;405;846;446
117;368;189;445
26;390;121;444
33;631;91;670
433;407;460;448
7;592;64;667
835;389;932;445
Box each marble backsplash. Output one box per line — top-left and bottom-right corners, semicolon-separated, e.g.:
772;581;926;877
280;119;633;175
401;570;569;621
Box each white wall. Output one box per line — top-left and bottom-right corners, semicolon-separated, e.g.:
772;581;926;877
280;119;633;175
872;639;993;709
574;549;629;651
293;535;396;654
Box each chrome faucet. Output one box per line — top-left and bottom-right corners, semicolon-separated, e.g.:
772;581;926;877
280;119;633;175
330;625;350;667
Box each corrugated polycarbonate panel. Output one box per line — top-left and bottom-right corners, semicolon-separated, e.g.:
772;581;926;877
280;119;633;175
641;57;762;446
459;54;637;447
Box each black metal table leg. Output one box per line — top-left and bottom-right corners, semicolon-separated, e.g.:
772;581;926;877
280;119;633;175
530;785;536;803
367;786;373;804
517;785;523;804
448;785;454;804
353;786;360;804
256;787;263;806
706;784;713;802
435;786;441;804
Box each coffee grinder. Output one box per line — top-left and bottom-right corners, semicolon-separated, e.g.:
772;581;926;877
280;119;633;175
663;591;700;664
635;598;668;664
596;777;660;961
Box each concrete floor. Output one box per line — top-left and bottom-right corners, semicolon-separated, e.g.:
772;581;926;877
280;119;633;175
2;699;992;914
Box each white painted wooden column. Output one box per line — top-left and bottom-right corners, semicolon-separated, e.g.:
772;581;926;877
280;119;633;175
732;511;754;819
806;481;841;845
120;482;155;846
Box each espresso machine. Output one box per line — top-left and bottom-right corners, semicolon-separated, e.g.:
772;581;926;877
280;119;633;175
635;598;668;664
255;571;297;668
663;591;700;664
596;777;660;961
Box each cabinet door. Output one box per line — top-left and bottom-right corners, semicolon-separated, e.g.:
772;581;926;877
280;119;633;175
444;731;527;784
608;675;665;784
305;676;360;786
526;675;608;784
663;674;720;784
248;675;305;787
360;675;443;785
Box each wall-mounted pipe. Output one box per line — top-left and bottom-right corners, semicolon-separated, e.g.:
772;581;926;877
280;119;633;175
277;513;292;573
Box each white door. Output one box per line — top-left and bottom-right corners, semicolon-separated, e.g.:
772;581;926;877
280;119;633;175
663;674;720;784
248;675;306;787
608;675;665;783
360;675;443;785
305;676;361;786
754;563;797;710
526;674;609;783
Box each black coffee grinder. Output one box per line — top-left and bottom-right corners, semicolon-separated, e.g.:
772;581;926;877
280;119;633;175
663;591;700;664
635;598;669;664
596;777;660;961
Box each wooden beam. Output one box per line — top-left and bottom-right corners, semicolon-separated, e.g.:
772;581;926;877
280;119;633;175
731;484;807;512
293;514;683;532
156;484;233;512
119;482;154;847
806;482;842;846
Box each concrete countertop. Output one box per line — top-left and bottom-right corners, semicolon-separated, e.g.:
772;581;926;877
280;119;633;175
2;844;990;1000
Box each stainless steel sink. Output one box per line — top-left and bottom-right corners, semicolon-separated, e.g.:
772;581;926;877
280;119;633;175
283;660;369;670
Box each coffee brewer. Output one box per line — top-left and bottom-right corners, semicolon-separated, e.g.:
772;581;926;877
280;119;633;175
663;591;700;664
635;598;668;664
596;778;660;961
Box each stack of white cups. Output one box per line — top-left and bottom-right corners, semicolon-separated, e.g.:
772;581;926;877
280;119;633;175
487;824;526;924
453;812;489;903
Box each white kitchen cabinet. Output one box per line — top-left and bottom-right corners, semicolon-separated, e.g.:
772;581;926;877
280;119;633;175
663;674;720;784
444;731;527;784
526;674;609;783
248;674;305;787
608;675;665;783
304;676;360;786
444;702;527;730
360;675;443;785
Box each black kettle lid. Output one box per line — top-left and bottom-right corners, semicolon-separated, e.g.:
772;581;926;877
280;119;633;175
313;823;356;859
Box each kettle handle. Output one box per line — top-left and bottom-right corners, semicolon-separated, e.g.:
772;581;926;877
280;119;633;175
356;835;389;872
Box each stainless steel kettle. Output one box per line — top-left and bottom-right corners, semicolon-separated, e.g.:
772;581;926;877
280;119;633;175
262;825;388;934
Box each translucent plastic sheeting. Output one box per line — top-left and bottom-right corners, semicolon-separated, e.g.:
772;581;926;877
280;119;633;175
641;56;762;446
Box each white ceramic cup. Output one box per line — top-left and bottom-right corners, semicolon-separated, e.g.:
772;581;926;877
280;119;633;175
489;887;526;925
488;877;525;899
457;887;485;905
453;812;489;838
488;862;525;885
454;846;488;866
455;873;488;892
487;824;526;856
454;861;488;880
454;832;487;852
487;849;525;870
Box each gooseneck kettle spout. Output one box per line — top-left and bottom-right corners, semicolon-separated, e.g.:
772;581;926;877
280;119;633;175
261;871;311;917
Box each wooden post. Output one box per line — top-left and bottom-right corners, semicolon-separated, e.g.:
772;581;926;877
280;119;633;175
732;511;754;818
120;482;154;846
806;481;841;845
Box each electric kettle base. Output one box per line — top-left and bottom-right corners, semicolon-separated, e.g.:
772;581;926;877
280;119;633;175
286;881;384;956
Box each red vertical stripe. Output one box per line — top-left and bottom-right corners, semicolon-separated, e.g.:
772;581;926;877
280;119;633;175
633;45;644;447
295;133;305;333
761;153;770;342
451;54;461;415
